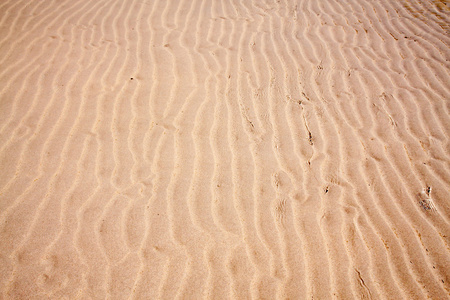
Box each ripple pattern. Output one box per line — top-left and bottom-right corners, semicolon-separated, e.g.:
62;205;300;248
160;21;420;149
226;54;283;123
0;0;449;298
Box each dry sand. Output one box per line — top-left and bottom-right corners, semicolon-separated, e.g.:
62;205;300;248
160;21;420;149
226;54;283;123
1;0;449;299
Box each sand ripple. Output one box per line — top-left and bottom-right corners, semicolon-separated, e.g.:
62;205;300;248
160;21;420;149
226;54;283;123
0;0;449;298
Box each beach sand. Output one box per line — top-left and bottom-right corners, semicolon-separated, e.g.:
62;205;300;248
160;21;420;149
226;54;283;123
0;0;449;298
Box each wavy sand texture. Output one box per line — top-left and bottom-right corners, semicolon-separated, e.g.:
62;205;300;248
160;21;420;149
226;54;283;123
0;0;449;299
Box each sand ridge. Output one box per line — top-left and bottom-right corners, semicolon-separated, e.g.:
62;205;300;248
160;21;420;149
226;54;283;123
0;0;449;299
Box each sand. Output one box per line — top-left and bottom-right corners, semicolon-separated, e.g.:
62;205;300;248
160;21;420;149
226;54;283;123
0;0;449;299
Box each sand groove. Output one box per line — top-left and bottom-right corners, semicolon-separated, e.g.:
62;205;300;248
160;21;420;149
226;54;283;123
1;0;449;299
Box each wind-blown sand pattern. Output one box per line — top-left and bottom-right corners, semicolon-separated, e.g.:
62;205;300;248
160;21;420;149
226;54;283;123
0;0;449;298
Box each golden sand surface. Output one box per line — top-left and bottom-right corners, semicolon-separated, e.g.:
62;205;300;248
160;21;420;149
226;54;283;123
0;0;449;299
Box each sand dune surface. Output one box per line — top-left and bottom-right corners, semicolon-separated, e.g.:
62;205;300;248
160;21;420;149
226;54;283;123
1;0;449;299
